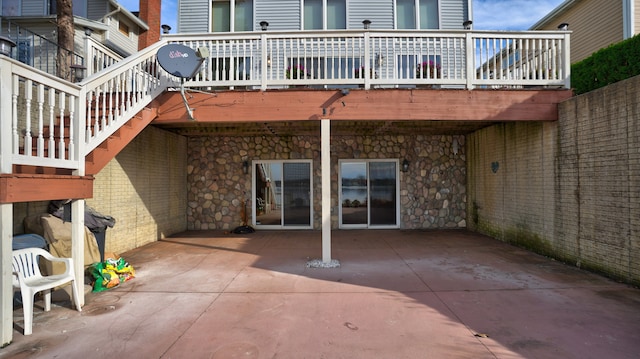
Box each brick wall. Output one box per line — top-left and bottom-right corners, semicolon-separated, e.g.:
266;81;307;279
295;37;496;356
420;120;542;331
88;126;187;254
138;0;161;50
467;75;640;285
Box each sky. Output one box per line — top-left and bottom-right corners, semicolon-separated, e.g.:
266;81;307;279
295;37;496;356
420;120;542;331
117;0;566;33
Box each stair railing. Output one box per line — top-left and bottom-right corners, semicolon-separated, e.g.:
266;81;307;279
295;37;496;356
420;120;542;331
79;40;171;155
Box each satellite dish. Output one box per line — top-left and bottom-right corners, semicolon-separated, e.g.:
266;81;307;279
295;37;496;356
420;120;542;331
157;43;204;78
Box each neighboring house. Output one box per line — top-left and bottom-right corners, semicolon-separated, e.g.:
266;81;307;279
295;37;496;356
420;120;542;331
530;0;639;63
0;0;149;75
178;0;472;32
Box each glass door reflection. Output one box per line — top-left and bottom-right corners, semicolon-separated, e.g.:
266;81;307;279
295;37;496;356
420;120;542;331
339;160;399;228
254;161;312;228
255;162;282;225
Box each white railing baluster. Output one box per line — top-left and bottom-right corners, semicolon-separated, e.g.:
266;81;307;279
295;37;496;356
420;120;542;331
58;92;66;160
11;75;19;155
47;88;55;158
68;96;75;161
23;80;33;157
36;84;44;157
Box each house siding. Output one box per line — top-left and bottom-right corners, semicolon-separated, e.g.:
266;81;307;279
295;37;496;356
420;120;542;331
177;0;468;32
178;0;210;33
105;14;140;56
347;0;394;29
255;0;301;30
21;0;46;16
440;0;469;29
535;0;624;63
88;0;109;20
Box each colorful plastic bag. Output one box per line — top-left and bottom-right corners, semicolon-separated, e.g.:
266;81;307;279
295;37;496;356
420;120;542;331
90;257;135;292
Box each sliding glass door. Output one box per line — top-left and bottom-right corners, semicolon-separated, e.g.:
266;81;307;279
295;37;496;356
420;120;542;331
253;160;312;229
339;160;400;228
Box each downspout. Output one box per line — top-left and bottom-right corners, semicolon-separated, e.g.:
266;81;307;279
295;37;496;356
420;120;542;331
623;0;634;39
99;6;123;43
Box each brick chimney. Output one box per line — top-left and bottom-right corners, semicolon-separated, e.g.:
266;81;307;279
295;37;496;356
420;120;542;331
138;0;161;50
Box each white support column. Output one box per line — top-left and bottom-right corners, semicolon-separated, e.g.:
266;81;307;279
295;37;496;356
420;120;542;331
0;204;13;345
0;58;15;345
321;119;332;262
71;200;86;307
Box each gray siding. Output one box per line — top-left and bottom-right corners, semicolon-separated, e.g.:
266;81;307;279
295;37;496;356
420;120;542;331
348;0;394;29
21;0;46;16
176;0;469;32
178;0;210;33
255;0;301;31
88;0;109;20
440;0;469;30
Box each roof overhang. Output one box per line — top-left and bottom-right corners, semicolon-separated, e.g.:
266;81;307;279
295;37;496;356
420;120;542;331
529;0;579;30
107;0;149;31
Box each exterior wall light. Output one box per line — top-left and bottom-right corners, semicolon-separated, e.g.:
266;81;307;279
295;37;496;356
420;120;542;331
362;19;372;29
557;23;569;31
84;26;93;37
70;63;86;82
452;138;459;155
463;20;473;30
260;21;269;31
401;159;410;172
0;36;16;57
243;160;249;174
161;24;172;34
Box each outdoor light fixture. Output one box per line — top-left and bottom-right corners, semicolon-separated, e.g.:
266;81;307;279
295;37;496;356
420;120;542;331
402;159;410;172
452;138;459;155
242;160;249;174
557;23;569;31
161;24;172;34
266;54;272;67
84;26;93;37
70;63;86;82
0;36;16;57
260;21;269;31
463;20;473;30
362;19;372;29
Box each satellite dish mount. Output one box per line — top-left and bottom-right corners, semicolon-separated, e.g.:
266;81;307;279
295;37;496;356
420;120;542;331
156;44;209;120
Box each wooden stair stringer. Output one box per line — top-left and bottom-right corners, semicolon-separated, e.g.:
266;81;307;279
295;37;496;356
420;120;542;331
85;107;158;175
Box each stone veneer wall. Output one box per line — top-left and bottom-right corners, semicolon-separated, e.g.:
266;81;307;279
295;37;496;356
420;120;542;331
187;134;466;230
466;75;640;285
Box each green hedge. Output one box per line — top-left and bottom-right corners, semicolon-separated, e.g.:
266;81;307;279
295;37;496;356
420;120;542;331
571;34;640;94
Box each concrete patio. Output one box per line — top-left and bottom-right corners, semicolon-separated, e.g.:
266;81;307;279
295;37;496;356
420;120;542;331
2;230;639;358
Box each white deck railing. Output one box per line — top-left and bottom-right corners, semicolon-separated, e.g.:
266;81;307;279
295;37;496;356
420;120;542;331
0;29;570;173
166;29;570;90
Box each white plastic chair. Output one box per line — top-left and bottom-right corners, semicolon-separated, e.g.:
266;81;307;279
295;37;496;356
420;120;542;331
12;247;82;335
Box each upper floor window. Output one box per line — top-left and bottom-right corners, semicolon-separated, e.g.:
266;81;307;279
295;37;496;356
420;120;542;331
119;21;130;37
2;0;19;16
396;0;439;29
304;0;346;30
212;0;253;32
48;0;87;17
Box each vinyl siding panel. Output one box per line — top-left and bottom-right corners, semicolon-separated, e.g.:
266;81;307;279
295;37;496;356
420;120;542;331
178;0;210;33
255;0;301;30
21;0;46;16
440;0;469;30
88;0;109;20
536;0;624;63
106;15;139;56
348;0;394;29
